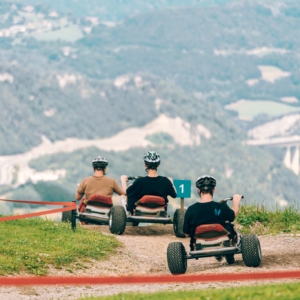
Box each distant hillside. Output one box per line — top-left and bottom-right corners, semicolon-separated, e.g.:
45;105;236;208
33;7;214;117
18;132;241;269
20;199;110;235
0;71;231;155
2;0;234;19
72;1;300;104
0;0;300;207
26;144;300;208
1;0;300;106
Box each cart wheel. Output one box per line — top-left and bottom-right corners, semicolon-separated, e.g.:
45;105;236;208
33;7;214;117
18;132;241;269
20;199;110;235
108;206;127;235
173;209;187;238
71;209;76;230
167;242;187;275
132;221;139;227
241;234;262;267
225;254;235;264
62;209;72;222
215;255;223;262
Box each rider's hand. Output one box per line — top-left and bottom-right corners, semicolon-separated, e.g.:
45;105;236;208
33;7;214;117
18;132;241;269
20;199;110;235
120;175;128;182
232;194;242;204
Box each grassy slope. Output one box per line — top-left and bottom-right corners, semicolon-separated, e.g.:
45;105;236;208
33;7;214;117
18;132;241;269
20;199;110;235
237;204;300;234
80;282;300;300
0;204;298;276
0;218;119;275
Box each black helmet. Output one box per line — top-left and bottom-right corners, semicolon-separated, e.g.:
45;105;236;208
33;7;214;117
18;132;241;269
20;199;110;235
143;151;160;169
195;175;216;191
92;156;108;170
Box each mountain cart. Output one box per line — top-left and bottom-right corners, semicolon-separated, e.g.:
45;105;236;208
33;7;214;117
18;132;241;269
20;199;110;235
62;176;187;237
166;197;262;274
62;194;127;234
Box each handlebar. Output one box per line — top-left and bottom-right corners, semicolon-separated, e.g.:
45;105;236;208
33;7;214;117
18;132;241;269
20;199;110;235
221;195;244;202
127;176;142;181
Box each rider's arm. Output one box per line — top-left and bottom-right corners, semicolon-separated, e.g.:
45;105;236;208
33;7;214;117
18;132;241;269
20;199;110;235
120;175;128;194
114;179;126;196
183;208;191;237
75;192;83;200
231;194;242;217
166;177;177;198
167;177;173;183
75;181;85;200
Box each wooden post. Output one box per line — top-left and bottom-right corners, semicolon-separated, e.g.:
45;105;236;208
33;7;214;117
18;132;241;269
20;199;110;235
72;200;77;231
181;198;184;209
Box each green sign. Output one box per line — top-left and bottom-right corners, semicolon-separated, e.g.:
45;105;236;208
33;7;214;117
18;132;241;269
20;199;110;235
173;179;191;198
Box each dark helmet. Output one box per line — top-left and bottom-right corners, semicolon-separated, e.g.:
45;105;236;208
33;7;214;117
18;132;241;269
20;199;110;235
143;151;160;169
92;156;108;170
195;175;216;191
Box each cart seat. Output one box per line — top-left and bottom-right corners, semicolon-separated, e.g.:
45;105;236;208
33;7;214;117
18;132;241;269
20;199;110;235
78;195;113;213
195;236;229;248
135;195;166;208
135;205;166;214
88;194;113;207
194;224;229;239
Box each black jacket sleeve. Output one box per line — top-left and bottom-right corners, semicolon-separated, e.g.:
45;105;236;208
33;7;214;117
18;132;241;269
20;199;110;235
165;178;177;198
126;179;142;202
221;203;235;222
183;207;191;235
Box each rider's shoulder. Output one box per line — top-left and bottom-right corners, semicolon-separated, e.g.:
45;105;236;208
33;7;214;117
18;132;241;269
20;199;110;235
134;177;144;183
187;202;200;210
212;200;224;205
101;176;115;183
215;201;230;208
157;175;171;182
78;176;92;185
82;176;94;182
143;176;169;182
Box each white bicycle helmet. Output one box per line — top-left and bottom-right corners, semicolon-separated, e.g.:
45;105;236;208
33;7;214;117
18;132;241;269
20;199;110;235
143;151;160;169
195;175;216;191
92;156;108;170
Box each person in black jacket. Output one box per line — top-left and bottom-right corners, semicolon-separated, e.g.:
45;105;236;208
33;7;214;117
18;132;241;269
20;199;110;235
183;175;242;250
120;151;177;215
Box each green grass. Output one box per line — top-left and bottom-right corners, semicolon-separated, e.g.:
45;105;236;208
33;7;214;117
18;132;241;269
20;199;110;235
79;282;300;300
237;204;300;235
0;205;298;276
0;218;119;276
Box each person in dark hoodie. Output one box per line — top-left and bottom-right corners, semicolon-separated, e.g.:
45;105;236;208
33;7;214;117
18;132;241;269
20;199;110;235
120;151;177;216
183;175;242;250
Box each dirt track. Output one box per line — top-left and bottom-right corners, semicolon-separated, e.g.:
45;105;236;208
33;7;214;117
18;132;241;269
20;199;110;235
1;225;300;299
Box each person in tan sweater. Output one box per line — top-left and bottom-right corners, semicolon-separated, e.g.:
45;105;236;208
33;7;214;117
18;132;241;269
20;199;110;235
75;156;126;201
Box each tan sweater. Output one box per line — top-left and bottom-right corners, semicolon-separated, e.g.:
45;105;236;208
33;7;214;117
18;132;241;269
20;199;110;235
77;176;123;199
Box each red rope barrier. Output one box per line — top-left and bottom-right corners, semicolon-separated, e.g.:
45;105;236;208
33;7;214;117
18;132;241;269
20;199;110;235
0;199;76;222
0;206;75;222
0;199;75;206
0;270;299;286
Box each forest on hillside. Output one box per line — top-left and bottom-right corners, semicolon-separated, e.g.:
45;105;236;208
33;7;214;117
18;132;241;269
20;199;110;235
0;0;300;207
0;0;300;153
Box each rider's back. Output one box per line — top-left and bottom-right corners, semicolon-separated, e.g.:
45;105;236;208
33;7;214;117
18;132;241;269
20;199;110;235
77;176;123;199
183;201;235;236
127;176;177;203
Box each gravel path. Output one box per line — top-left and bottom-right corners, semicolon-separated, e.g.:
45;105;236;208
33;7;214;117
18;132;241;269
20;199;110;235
1;225;299;300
